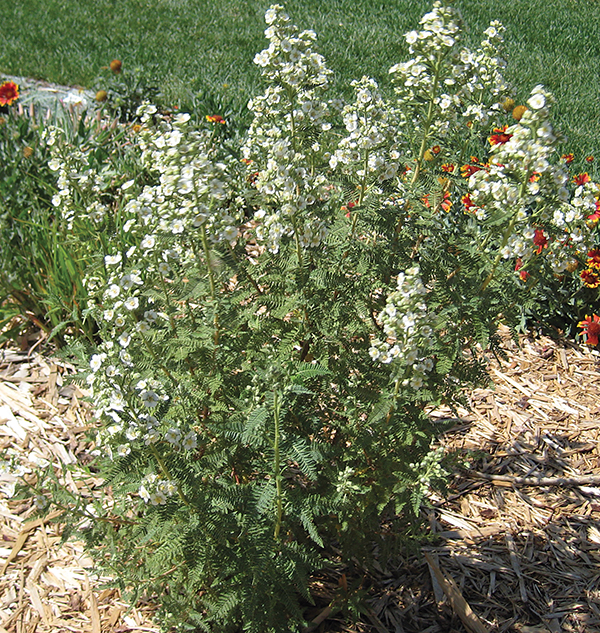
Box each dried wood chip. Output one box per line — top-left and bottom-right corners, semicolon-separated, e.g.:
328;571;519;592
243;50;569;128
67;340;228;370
424;552;489;633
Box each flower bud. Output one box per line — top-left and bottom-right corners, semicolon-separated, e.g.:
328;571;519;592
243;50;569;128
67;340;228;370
502;97;515;112
110;59;122;73
96;90;108;103
512;105;527;121
565;260;579;273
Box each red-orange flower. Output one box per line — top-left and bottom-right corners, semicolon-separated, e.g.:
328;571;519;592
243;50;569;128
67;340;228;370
533;229;548;254
441;191;452;212
0;81;19;106
441;163;455;173
342;200;357;218
206;114;226;124
581;268;600;288
588;199;600;224
514;258;530;281
561;153;574;164
586;156;595;163
574;172;591;186
461;163;483;178
578;314;600;346
461;193;475;211
489;126;512;146
587;249;600;267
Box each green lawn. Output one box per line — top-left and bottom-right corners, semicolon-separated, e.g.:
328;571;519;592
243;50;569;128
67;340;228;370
2;0;600;156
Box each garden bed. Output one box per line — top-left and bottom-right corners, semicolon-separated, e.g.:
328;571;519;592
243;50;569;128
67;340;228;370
1;326;598;633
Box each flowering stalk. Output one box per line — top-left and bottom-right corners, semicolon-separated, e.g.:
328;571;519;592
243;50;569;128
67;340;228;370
479;204;520;293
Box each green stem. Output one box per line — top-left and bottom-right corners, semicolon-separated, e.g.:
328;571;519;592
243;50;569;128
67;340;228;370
411;53;443;187
154;252;178;333
200;224;216;299
138;327;176;382
227;243;263;295
385;374;402;424
292;216;304;272
358;148;370;207
150;444;192;508
273;390;283;540
200;224;220;347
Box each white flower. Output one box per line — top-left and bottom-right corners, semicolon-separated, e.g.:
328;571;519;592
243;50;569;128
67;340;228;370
221;226;238;243
165;427;182;445
110;392;127;411
118;332;131;347
182;431;198;450
144;310;158;323
140;390;160;408
34;495;48;510
117;444;131;457
150;490;167;505
405;30;418;44
141;235;155;249
122;179;135;190
124;297;139;310
106;284;121;298
139;484;151;502
120;273;143;289
105;253;122;266
527;93;545;110
119;349;133;366
90;353;105;372
137;320;151;334
171;219;185;234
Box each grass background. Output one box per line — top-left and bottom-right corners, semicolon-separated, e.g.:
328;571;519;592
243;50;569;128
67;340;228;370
2;0;600;158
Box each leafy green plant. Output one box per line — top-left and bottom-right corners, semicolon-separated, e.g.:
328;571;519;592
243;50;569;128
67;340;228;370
0;104;143;345
13;2;599;632
94;59;164;123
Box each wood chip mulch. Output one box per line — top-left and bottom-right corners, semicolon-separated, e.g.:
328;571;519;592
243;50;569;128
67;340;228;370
1;326;599;633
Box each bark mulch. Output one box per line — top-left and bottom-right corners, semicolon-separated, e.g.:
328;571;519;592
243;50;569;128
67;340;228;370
0;326;599;633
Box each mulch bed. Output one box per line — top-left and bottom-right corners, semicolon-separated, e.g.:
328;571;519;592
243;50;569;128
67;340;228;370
0;326;599;633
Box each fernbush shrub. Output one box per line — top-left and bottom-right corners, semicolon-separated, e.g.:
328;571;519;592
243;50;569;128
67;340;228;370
21;2;599;631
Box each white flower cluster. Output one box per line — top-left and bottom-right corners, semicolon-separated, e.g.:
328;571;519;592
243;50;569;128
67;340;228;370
329;76;401;186
369;267;437;390
44;126;113;229
409;445;446;494
389;2;512;138
242;4;338;254
134;105;244;246
138;473;178;506
83;108;245;466
468;85;598;273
